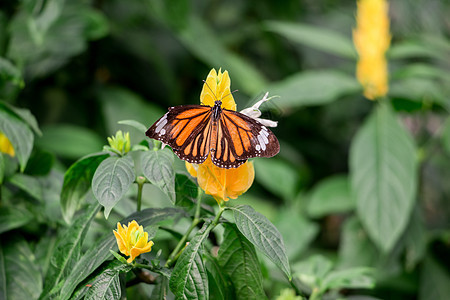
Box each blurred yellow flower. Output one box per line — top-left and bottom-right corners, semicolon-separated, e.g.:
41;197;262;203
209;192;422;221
186;68;255;203
107;130;131;154
353;0;391;100
0;132;15;157
113;220;154;263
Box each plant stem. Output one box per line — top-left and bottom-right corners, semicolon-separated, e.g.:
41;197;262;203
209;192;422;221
136;176;146;212
165;187;203;267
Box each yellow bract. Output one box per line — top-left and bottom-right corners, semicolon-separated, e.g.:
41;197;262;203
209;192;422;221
353;0;391;100
186;68;255;203
113;220;154;263
0;132;15;157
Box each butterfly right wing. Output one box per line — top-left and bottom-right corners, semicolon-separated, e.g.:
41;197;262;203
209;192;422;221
146;105;213;165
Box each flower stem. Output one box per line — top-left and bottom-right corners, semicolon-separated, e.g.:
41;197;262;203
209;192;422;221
165;187;203;268
136;176;146;212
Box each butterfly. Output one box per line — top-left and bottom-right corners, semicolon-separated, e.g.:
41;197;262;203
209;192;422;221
146;100;280;168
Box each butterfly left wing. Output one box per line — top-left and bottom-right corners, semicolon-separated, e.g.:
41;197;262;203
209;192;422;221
146;105;213;165
210;109;280;168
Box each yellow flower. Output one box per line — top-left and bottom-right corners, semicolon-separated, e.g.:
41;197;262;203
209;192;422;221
107;130;131;154
113;220;154;263
0;132;15;157
353;0;391;100
186;68;255;203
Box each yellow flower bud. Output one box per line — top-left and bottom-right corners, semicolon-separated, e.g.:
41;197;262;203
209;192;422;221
113;220;154;263
0;132;15;157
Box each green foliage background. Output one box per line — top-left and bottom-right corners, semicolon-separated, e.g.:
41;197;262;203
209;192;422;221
1;0;450;299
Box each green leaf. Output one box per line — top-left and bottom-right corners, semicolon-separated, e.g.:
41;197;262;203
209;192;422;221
350;103;418;252
8;173;43;202
204;252;230;300
267;70;361;110
178;16;267;95
419;255;450;300
0;109;34;172
389;78;449;109
0;57;23;87
142;148;175;203
40;203;101;299
231;205;291;280
254;158;298;200
169;221;211;300
0;206;33;234
24;149;55;176
61;152;108;224
84;265;126;300
36;125;104;159
0;237;43;299
150;276;169;300
265;21;356;59
307;175;354;218
92;156;135;218
0;102;41;135
322;268;375;291
60;208;183;300
0;154;4;184
275;208;319;260
218;223;266;299
118;119;148;133
337;217;377;269
292;255;333;289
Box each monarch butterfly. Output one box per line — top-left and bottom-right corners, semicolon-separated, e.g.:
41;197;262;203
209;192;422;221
146;100;280;168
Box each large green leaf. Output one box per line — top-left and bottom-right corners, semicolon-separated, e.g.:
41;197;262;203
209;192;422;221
169;221;211;300
0;102;41;136
307;175;354;218
265;21;356;59
40;203;101;299
419;255;450;300
92;156;135;218
84;262;129;300
0;237;43;299
178;16;267;95
0;206;33;234
61;152;108;224
0;57;23;87
60;208;183;300
267;70;361;110
8;173;43;202
218;223;266;299
142;148;176;203
350;103;418;253
36;125;104;159
0;109;34;172
231;205;291;280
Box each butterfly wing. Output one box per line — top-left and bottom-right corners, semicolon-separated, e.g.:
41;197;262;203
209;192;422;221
210;109;280;168
146;105;213;165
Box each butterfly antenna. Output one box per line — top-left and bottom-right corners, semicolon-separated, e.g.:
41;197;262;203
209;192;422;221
202;80;218;103
219;89;239;102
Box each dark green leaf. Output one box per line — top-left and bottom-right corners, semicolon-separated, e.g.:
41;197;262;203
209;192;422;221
24;148;54;175
307;175;354;218
419;255;450;300
169;221;211;300
390;78;449;109
60;208;184;300
218;223;266;299
265;21;356;59
84;263;128;300
40;203;101;299
0;109;34;172
0;154;4;184
231;205;291;280
267;71;361;110
1;237;43;299
0;57;23;87
36;125;104;159
0;206;33;234
142;148;176;203
9;173;43;201
61;152;108;224
150;276;169;300
92;156;135;218
175;174;198;209
204;252;229;300
350;103;418;252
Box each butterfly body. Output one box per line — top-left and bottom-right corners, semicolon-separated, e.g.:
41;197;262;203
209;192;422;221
146;100;279;168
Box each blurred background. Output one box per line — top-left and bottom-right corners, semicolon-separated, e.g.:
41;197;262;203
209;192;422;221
1;0;449;299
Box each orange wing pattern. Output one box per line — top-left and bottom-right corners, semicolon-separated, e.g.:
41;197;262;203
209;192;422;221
210;109;280;168
146;102;280;169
